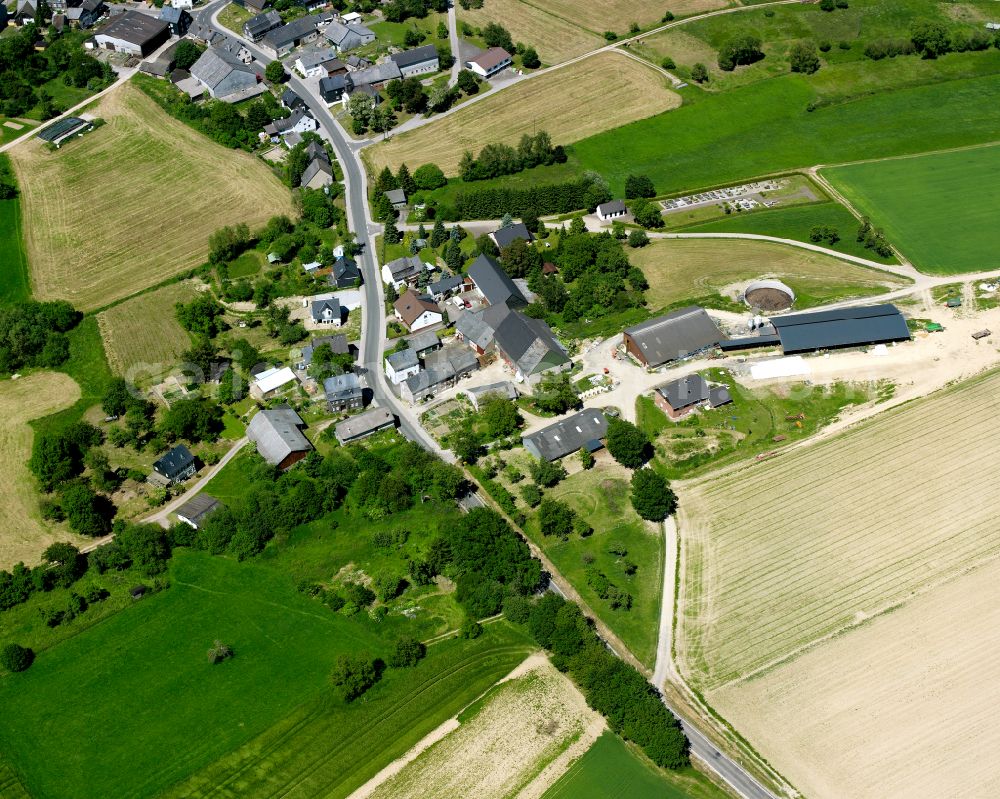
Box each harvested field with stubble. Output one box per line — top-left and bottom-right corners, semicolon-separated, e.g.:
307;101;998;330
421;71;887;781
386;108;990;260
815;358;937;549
97;282;198;381
367;655;604;799
366;52;679;176
677;368;1000;693
539;0;728;33
0;372;86;569
9;82;294;311
458;0;601;64
711;557;1000;799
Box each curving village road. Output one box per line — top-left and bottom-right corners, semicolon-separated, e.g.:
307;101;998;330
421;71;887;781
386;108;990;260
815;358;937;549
192;4;783;795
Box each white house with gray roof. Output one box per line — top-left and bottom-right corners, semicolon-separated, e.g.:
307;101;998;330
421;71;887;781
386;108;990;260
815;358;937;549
334;406;396;444
246;408;313;469
311;298;342;326
294;47;338;77
389;43;439;77
384;348;419;385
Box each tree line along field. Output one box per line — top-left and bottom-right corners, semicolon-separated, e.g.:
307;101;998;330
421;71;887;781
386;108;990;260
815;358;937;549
0;372;89;570
8;81;294;312
822;144;1000;274
709;555;1000;799
96;281;199;382
630;238;909;313
675;368;1000;693
569;65;1000;196
365;52;680;177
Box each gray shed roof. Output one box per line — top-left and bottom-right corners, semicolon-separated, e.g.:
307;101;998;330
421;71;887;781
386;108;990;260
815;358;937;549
246;408;312;466
424;344;479;375
770;304;910;354
385;188;407;205
175;493;222;528
244;9;281;36
334;406;395;442
385;254;423;279
624;306;725;367
348;60;401;88
466;381;517;406
468;253;527;309
301;334;349;366
407;329;440;353
390;43;439;69
427;274;463;296
523;410;608;461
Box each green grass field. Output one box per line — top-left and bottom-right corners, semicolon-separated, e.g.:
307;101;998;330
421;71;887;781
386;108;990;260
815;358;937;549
822;144;1000;274
569;69;1000;196
519;460;663;667
0;550;388;799
0;195;30;304
681;200;898;263
163;624;534;799
636;368;888;480
542;732;729;799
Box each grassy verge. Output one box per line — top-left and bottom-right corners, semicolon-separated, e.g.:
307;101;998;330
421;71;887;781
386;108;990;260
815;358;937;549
542;731;730;799
0;186;30;304
216;1;252;36
679;200;899;264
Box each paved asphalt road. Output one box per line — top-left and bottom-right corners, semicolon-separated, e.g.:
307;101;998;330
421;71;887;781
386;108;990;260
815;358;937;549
194;8;781;796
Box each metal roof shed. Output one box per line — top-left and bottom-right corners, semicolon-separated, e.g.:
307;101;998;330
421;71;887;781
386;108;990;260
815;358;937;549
770;304;911;354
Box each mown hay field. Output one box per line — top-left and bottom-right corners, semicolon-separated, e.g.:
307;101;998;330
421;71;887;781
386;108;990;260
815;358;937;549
366;52;679;176
676;368;1000;692
0;372;86;569
9;81;294;312
823;144;1000;274
539;0;728;33
630;238;909;312
97;281;198;381
369;655;604;799
458;0;601;64
711;557;1000;799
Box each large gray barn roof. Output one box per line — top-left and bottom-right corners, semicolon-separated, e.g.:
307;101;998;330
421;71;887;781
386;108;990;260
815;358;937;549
522;409;608;461
771;304;910;354
97;10;169;45
624;306;724;367
468;254;527;309
246;408;312;465
191;45;254;89
390;44;439;69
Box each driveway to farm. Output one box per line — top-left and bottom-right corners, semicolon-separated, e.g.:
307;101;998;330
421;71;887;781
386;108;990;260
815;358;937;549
0;34;184;155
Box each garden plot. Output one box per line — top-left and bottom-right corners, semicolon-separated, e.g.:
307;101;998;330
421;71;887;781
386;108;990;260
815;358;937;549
367;655;604;799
